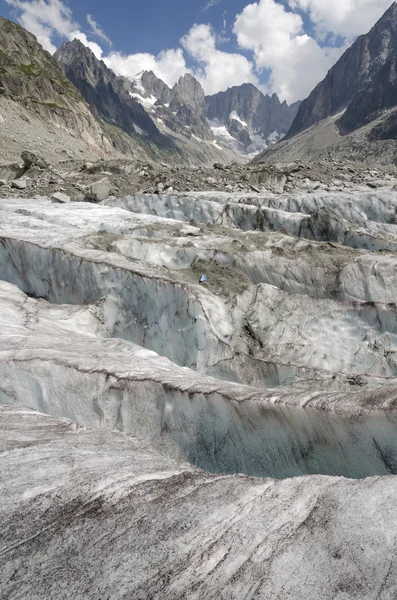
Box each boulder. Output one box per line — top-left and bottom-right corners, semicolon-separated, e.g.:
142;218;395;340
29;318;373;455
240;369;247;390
85;178;112;202
51;192;71;204
0;163;26;181
11;179;27;190
21;151;49;169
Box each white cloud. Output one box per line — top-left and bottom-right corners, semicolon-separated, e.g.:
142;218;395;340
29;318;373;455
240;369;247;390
4;0;77;52
181;24;260;94
4;0;395;103
87;14;112;47
4;0;105;58
288;0;394;40
233;0;346;102
104;48;189;87
203;0;222;11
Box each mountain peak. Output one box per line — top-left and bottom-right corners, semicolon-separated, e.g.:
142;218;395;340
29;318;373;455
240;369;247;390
172;72;205;110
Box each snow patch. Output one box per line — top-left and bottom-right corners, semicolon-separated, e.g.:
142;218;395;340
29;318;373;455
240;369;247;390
229;111;248;128
130;90;158;110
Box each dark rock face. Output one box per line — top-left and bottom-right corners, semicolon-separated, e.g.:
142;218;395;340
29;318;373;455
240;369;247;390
172;73;206;112
288;2;397;137
370;108;397;140
340;54;397;134
54;40;172;149
227;117;252;146
205;84;300;147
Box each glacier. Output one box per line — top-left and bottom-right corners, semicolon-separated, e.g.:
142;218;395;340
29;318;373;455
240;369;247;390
1;186;397;597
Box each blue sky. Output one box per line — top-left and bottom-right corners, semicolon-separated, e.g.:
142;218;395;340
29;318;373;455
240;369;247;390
1;0;394;102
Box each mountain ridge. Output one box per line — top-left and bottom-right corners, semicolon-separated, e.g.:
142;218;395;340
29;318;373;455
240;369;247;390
287;1;397;138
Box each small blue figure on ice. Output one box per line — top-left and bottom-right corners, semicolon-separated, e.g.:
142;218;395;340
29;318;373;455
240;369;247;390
199;274;208;284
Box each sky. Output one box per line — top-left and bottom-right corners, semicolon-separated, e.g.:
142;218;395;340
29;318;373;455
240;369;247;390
0;0;394;103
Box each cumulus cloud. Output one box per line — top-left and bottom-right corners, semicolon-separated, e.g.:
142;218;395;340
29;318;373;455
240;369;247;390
4;0;106;58
233;0;346;102
181;24;260;94
288;0;394;40
105;23;259;94
4;0;77;52
104;48;189;87
4;0;395;102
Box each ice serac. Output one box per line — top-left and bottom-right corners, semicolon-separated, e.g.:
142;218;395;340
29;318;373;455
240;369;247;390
287;2;397;138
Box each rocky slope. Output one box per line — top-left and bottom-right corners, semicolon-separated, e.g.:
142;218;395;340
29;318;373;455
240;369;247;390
287;2;397;138
253;107;397;167
0;16;112;157
206;84;300;150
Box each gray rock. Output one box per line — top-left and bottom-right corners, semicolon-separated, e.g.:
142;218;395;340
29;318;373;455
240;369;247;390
51;192;71;203
0;179;7;186
85;178;111;202
11;179;27;190
21;151;49;169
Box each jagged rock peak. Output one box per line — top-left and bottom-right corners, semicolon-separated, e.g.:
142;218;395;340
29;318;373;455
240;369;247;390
205;83;301;142
287;1;397;138
136;70;171;104
172;73;206;111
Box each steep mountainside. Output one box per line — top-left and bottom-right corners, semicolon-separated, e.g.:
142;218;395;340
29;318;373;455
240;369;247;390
0;16;111;155
287;2;397;137
54;40;176;157
205;84;300;148
339;53;397;134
